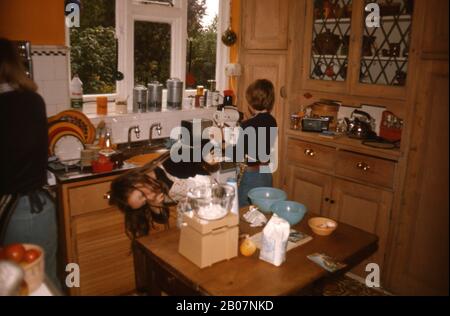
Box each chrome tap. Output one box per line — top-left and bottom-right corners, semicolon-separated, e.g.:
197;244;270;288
105;128;112;149
127;125;140;149
149;123;162;147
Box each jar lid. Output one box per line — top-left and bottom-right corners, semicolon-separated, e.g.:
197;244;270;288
224;90;234;96
134;85;147;91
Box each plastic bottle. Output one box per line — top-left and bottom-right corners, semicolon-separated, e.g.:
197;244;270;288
70;74;83;110
227;178;239;220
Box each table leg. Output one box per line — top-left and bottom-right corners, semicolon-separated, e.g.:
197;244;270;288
133;241;163;296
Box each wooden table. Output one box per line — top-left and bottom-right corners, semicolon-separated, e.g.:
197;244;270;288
133;210;378;296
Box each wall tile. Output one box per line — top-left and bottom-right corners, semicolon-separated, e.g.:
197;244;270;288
45;104;58;117
31;46;70;117
32;56;55;81
53;55;69;80
42;80;69;106
87;110;216;145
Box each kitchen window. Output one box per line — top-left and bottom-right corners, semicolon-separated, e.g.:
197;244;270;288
134;21;172;86
69;0;117;96
68;0;230;111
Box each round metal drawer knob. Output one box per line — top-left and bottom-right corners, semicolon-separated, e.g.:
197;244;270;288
304;149;316;157
356;162;371;171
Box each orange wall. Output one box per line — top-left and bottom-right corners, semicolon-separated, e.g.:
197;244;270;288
0;0;65;45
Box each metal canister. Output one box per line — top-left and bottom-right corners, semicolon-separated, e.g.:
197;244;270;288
133;85;148;113
207;80;216;92
166;78;183;110
147;81;163;112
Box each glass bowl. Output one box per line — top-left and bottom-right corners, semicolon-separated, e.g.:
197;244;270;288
187;184;235;221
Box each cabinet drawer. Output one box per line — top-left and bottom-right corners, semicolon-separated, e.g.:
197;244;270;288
69;181;112;216
335;151;396;188
287;138;336;171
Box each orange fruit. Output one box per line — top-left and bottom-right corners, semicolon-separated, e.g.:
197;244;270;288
240;236;257;257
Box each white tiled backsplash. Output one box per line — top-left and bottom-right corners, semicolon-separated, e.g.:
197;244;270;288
88;109;216;144
31;45;216;142
32;45;71;117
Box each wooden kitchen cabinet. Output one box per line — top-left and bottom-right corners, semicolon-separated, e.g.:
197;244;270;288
242;0;289;50
299;0;420;102
329;178;393;277
240;52;287;123
239;0;292;189
238;0;448;295
72;207;135;296
384;59;449;295
58;176;136;296
285;165;332;216
57;174;177;296
418;0;449;59
239;52;287;188
285;160;393;279
283;134;397;281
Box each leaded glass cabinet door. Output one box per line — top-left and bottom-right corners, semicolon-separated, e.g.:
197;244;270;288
302;0;354;93
352;0;416;99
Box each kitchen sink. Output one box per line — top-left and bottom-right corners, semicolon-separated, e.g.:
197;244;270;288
122;149;169;167
116;138;169;152
116;138;171;167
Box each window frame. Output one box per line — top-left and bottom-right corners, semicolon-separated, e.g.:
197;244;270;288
67;0;229;109
124;0;187;102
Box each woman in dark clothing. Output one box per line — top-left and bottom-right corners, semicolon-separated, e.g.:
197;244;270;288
0;38;59;287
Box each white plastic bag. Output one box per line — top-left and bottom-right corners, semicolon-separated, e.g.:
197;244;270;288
259;214;290;267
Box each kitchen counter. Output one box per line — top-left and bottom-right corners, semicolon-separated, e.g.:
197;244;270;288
286;129;402;161
48;162;137;185
48;161;238;185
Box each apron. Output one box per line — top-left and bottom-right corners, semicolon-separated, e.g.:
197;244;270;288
0;83;49;244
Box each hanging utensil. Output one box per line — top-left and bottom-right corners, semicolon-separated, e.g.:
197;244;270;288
114;38;124;81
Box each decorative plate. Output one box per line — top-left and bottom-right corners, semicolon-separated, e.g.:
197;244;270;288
52;132;85;166
48;122;85;142
48;110;96;144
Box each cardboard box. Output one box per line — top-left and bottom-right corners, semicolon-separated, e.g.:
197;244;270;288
179;212;239;268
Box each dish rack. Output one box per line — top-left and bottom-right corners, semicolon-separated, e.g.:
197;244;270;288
48;158;88;174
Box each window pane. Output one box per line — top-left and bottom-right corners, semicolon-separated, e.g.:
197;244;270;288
70;0;117;95
186;0;218;89
359;0;413;86
134;21;171;86
310;0;352;83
